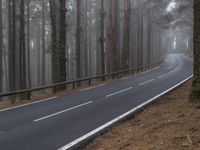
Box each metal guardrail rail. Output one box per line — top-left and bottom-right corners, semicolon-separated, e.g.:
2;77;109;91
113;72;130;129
0;62;162;101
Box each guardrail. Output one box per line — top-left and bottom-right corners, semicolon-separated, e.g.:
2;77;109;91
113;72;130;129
0;62;162;102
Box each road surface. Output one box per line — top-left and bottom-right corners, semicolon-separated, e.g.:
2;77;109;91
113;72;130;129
0;54;193;150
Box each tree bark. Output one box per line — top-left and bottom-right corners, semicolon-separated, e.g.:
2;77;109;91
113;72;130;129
8;0;16;103
49;0;67;90
19;0;27;91
0;0;2;93
58;0;67;89
26;0;31;88
42;0;46;86
122;0;131;70
76;0;81;83
190;0;200;102
107;0;117;73
49;0;59;85
100;0;105;79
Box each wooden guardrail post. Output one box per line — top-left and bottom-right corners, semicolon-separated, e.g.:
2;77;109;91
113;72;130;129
73;82;76;89
101;76;105;81
53;86;57;94
88;79;92;86
27;91;31;100
112;74;115;79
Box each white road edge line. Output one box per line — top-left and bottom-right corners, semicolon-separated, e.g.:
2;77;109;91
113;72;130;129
34;101;93;122
106;87;133;98
80;84;106;92
0;96;57;112
58;75;193;150
139;79;154;86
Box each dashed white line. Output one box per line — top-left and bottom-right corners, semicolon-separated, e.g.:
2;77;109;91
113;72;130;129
80;84;106;92
158;74;168;79
34;101;93;122
142;66;160;74
122;77;129;80
168;70;175;74
0;96;58;112
106;87;133;98
183;56;193;62
58;75;193;150
139;79;154;86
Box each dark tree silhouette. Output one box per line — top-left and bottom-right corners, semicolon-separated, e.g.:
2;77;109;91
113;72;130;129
190;0;200;102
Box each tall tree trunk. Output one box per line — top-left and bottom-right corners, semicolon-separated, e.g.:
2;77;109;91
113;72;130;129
122;0;131;70
58;0;67;89
19;0;26;91
107;0;116;73
100;0;105;79
84;0;88;77
190;0;200;102
26;0;31;88
114;0;120;71
8;0;16;103
42;0;46;86
49;0;59;85
76;0;81;83
0;0;2;93
147;9;152;65
137;0;144;68
49;0;67;90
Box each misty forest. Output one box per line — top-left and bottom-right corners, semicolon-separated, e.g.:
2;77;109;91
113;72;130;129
0;0;194;102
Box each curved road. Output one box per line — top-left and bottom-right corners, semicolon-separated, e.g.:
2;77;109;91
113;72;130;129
0;54;193;150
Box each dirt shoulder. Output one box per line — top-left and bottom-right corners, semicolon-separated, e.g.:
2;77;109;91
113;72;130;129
85;80;200;150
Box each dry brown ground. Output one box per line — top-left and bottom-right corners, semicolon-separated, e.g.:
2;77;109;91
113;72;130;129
85;80;200;150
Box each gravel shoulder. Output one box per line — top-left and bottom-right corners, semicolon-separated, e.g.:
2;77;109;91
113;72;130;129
85;80;200;150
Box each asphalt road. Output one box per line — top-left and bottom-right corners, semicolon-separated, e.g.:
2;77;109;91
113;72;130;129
0;54;193;150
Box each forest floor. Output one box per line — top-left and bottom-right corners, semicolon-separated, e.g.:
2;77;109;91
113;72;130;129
85;80;200;150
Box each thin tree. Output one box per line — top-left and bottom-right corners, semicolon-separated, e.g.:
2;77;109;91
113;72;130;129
100;0;105;80
0;0;2;93
49;0;59;85
76;0;81;83
42;0;46;86
58;0;67;89
19;0;27;91
107;0;116;73
190;0;200;102
122;0;131;70
8;0;16;104
26;0;31;88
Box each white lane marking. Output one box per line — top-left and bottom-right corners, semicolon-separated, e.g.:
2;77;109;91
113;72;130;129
183;56;193;62
168;70;175;74
58;75;193;150
139;79;154;86
0;96;57;112
142;66;160;74
34;101;93;122
122;77;129;80
80;84;106;92
106;87;133;98
158;74;168;79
